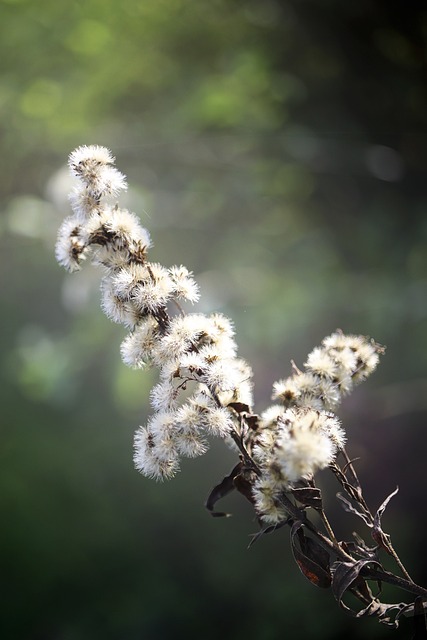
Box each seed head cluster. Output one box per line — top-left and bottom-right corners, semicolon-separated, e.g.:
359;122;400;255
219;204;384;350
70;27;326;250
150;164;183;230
56;145;253;480
272;332;381;412
250;332;383;523
56;146;383;511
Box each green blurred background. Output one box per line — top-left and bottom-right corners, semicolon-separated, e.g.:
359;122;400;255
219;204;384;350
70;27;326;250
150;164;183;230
1;0;427;638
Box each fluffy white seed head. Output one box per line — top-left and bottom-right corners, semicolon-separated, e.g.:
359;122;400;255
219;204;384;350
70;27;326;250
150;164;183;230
202;359;238;391
252;478;288;524
109;264;148;299
321;332;381;384
271;333;382;415
252;430;279;465
68;145;115;171
150;380;178;412
133;425;179;480
176;403;205;430
168;265;200;303
128;263;174;314
69;185;103;219
120;318;159;368
272;378;302;406
305;347;337;379
352;342;380;383
104;208;151;249
274;408;337;482
101;276;138;326
149;412;179;460
151;315;205;367
316;378;341;411
204;406;234;437
178;352;206;379
55;217;87;272
318;412;346;449
260;405;285;428
68;145;127;197
175;427;208;458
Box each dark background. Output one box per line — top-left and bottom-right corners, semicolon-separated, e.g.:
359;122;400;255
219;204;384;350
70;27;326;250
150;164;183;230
1;1;427;638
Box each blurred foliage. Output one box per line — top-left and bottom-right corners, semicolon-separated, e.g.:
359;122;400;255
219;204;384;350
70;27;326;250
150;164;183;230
1;0;427;638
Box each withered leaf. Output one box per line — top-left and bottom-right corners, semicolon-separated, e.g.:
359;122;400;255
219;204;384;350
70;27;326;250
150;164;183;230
227;403;260;430
331;559;381;610
233;472;256;506
336;492;372;527
291;486;323;509
375;486;399;525
290;522;332;588
372;487;399;552
330;464;365;505
248;519;290;549
205;462;242;517
245;414;260;430
342;539;378;561
227;402;251;414
355;600;406;628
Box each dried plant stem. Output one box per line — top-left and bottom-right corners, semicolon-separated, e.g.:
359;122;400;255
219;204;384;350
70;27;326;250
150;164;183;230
318;509;340;547
362;567;427;601
340;448;414;584
340;447;370;512
384;539;414;584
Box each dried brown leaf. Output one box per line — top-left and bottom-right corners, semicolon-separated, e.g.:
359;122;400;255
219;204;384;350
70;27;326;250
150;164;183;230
291;487;323;509
372;487;399;552
331;559;381;610
205;462;242;517
290;522;331;589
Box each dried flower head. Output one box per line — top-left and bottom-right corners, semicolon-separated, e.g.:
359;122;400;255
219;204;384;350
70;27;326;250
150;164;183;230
55;147;381;490
56;145;255;480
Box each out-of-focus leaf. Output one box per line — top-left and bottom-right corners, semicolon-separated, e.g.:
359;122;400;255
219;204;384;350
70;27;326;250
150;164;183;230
412;597;427;639
245;414;260;431
227;403;260;430
290;522;331;588
227;402;251;415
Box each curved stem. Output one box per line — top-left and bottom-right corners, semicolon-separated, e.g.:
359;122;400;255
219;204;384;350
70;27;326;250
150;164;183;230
361;567;427;600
